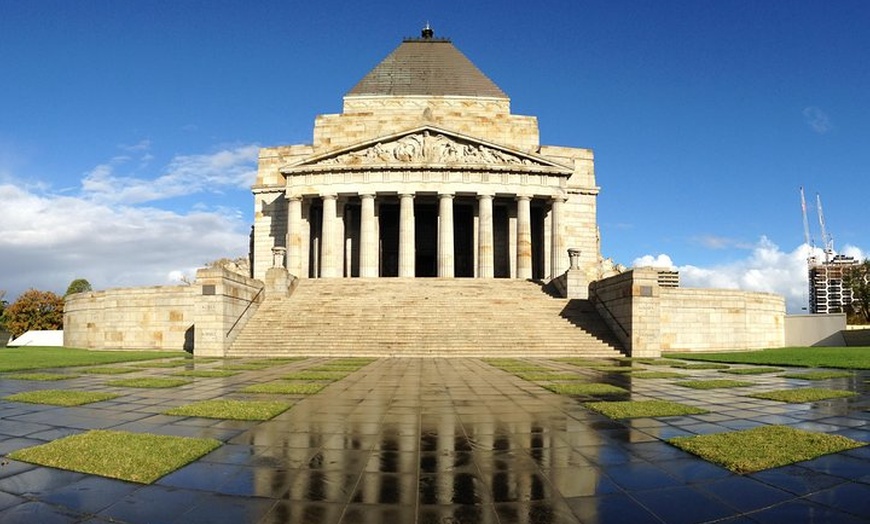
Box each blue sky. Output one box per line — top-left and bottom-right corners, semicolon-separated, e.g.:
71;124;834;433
1;1;868;312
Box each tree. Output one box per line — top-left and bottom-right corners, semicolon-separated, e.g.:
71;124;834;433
0;290;7;331
3;289;64;338
65;278;93;296
844;259;870;323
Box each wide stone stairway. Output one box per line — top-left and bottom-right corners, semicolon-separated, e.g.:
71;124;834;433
228;279;624;358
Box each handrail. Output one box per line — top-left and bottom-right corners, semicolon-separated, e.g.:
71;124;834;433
226;285;265;338
589;287;629;339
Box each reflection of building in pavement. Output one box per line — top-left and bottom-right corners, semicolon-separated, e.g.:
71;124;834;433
239;359;604;521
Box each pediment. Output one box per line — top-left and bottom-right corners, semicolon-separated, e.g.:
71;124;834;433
281;126;572;174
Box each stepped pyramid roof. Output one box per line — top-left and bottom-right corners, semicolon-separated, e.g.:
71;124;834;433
346;27;508;99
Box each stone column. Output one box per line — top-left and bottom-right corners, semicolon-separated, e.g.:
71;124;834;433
286;196;302;276
359;193;377;277
516;195;532;280
320;194;339;278
438;192;455;278
477;193;494;278
550;196;566;278
399;193;416;277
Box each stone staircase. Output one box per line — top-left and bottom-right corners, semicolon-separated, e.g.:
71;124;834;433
228;279;624;358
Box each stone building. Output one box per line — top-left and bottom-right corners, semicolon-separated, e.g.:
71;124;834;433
64;27;787;357
251;27;607;286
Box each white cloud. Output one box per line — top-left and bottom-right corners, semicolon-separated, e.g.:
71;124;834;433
802;106;832;134
0;145;257;301
81;144;259;205
633;237;868;313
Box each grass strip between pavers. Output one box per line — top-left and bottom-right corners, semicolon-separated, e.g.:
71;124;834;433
748;388;857;403
78;367;139;375
8;430;221;484
221;363;271;371
172;369;240;378
3;373;81;381
131;361;189;369
281;371;349;381
0;348;188;372
584;400;708;419
670;363;731;370
668;425;865;473
719;367;784;375
513;372;585;381
107;378;192;389
676;379;754;390
242;381;327;395
4;390;120;406
542;383;628;396
165;399;293;420
630;371;685;379
780;371;854;381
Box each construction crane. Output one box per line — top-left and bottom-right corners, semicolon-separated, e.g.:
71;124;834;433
816;193;834;263
800;187;816;266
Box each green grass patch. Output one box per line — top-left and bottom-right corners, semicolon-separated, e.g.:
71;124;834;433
245;357;307;366
584;400;708;419
281;371;349;381
630;371;685;379
513;372;585;381
241;381;327;395
542;382;628;396
667;347;870;370
670;363;731;370
554;358;615;367
627;358;684;366
165;399;292;420
668;425;865;473
221;363;271;371
107;378;192;389
171;369;239;378
589;366;634;373
676;379;754;389
4;390;120;406
780;371;854;381
131;361;189;368
0;347;185;372
3;372;80;381
719;367;784;375
8;430;220;483
78;366;139;374
748;388;857;403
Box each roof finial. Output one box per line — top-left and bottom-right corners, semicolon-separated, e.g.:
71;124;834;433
421;22;434;39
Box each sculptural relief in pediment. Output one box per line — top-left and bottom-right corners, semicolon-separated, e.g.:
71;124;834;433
313;132;548;168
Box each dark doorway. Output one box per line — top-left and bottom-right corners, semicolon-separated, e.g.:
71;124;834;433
307;204;322;278
379;203;399;277
416;203;438;277
493;203;510;278
531;204;546;280
455;202;474;278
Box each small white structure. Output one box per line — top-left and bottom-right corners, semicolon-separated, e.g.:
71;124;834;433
6;330;64;347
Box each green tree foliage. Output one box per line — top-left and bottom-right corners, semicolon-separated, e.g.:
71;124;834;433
65;278;93;296
844;259;870;323
3;289;64;338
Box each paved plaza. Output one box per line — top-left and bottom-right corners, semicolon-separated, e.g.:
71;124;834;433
0;357;868;523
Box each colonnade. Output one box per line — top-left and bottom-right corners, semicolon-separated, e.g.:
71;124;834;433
284;192;566;280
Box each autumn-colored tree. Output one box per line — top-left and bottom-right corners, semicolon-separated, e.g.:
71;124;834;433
65;278;93;296
844;259;870;323
3;289;64;338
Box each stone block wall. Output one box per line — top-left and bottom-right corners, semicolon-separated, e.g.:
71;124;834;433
590;268;785;356
64;285;198;351
64;267;264;356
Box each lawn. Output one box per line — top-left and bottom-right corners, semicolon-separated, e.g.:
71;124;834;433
165;399;293;420
5;390;120;406
748;388;857;403
669;425;865;473
585;400;708;419
0;347;186;372
9;430;220;483
667;347;870;370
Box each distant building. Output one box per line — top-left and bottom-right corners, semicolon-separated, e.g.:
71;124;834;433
808;254;858;314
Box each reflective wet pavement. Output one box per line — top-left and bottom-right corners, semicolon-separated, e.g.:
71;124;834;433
0;357;868;523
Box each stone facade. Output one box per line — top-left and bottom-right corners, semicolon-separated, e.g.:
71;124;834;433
252;32;609;285
590;267;786;356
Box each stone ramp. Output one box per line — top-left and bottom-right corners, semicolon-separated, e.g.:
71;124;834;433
228;279;624;358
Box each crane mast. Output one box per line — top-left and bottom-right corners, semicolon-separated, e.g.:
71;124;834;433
800;187;816;265
816;193;834;263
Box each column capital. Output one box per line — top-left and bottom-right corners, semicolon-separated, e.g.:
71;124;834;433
359;192;376;200
438;192;455;198
286;194;303;202
477;192;494;200
321;193;337;200
515;194;531;202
